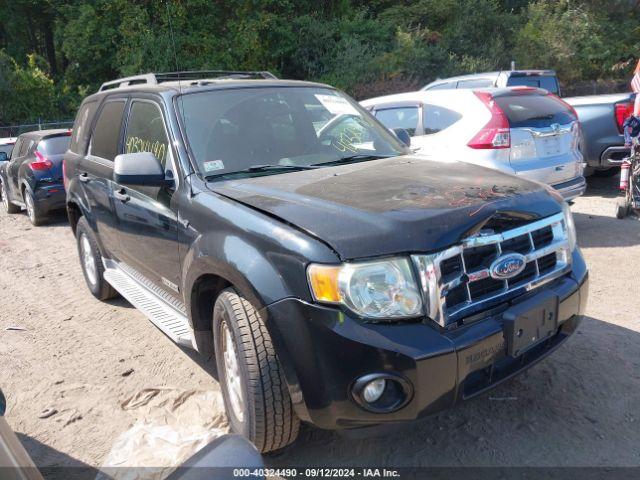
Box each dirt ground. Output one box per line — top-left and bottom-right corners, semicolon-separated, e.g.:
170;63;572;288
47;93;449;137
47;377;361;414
1;174;639;477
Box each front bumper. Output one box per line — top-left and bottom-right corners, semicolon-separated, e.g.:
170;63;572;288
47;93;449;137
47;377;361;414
264;251;588;430
33;184;66;213
552;175;587;201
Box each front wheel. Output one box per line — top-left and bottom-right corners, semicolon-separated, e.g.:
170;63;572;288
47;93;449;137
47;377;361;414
1;182;20;214
213;288;300;453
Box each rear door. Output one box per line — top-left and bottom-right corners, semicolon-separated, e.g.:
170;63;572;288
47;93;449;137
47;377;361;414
495;92;582;186
82;98;127;258
8;136;35;202
113;98;181;299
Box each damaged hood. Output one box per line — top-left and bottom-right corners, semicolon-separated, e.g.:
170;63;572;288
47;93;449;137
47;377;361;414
208;156;562;260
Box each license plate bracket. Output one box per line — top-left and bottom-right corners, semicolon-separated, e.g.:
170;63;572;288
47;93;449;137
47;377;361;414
502;291;559;357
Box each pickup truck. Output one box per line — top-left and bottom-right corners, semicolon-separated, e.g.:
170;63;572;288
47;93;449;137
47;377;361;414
422;70;636;175
64;70;588;452
563;92;636;174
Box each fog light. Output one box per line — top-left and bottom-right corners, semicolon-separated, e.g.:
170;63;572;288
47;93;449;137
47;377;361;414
362;378;386;403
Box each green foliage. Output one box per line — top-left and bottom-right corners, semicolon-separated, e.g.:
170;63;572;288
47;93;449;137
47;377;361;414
0;0;639;123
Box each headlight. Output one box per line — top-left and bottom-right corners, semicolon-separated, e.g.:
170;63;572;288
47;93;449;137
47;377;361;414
307;258;423;319
562;201;577;251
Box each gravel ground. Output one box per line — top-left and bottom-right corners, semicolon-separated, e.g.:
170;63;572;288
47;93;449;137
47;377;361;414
1;174;639;477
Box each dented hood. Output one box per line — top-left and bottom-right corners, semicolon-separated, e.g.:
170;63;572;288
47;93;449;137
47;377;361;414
209;156;562;260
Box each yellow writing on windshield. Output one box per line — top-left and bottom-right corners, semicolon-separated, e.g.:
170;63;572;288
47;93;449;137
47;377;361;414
125;136;167;164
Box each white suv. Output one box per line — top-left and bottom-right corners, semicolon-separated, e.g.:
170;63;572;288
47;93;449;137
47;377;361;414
361;87;586;201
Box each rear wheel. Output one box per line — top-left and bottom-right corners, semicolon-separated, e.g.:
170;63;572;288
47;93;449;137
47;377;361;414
24;189;46;226
1;182;20;214
213;288;300;453
615;197;629;219
75;216;118;300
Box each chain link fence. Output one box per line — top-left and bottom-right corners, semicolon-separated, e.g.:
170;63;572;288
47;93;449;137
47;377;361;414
0;120;74;139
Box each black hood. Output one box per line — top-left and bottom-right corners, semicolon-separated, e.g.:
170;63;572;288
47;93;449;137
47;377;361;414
209;156;562;260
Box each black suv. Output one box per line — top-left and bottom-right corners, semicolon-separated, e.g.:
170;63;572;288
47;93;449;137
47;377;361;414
1;129;71;225
64;71;588;452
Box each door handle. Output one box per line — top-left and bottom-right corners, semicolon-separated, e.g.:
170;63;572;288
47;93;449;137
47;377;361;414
78;172;90;183
114;188;130;203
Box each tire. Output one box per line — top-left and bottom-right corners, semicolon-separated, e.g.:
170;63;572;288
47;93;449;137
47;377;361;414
1;182;20;214
213;288;300;453
75;216;118;300
615;197;629;219
24;189;46;226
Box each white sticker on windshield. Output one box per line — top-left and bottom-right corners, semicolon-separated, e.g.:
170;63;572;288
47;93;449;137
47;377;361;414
203;160;225;172
315;94;359;116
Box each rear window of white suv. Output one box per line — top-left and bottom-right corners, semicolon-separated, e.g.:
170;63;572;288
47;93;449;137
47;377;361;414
493;94;575;128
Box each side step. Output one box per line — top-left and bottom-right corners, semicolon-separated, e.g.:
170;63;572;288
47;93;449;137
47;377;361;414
102;259;195;349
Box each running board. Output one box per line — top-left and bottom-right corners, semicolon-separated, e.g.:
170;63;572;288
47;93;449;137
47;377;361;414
102;259;195;349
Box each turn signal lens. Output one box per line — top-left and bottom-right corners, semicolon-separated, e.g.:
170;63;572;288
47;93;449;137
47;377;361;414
307;264;341;303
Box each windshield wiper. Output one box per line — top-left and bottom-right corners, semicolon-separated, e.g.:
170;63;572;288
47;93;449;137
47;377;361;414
311;154;395;167
204;164;318;181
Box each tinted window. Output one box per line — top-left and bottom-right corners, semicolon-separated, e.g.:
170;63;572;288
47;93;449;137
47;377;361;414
457;78;494;88
507;75;559;94
70;101;98;154
89;101;125;161
0;144;14;157
177;87;406;178
375;107;419;135
423;105;462;134
124;102;170;167
38;136;71;156
493;94;575;128
18;139;33;157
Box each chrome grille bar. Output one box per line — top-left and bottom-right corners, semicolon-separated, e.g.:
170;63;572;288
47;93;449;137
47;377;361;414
411;212;571;327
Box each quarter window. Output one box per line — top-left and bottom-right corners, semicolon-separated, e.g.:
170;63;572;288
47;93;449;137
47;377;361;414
70;101;98;154
89;101;126;161
124;102;170;168
423;105;462;135
374;107;419;136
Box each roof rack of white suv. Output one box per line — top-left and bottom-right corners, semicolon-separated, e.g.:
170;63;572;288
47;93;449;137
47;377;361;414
98;70;278;92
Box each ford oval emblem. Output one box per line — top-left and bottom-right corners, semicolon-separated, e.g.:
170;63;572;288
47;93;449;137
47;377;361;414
490;253;527;280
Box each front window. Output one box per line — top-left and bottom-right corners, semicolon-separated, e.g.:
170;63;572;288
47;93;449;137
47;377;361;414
176;87;408;179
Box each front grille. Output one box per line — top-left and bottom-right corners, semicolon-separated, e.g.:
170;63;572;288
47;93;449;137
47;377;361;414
412;212;572;327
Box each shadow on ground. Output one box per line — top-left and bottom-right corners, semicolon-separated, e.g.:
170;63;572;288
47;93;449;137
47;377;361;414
267;316;640;467
17;433;98;480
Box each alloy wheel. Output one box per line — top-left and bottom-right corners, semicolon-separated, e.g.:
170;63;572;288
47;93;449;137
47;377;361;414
221;320;245;422
25;192;35;223
80;234;97;287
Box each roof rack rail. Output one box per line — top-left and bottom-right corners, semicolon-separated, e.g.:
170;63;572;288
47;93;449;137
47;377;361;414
99;70;277;91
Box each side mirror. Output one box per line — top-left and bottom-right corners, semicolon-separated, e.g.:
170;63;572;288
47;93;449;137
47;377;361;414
392;128;411;147
0;152;8;162
114;152;171;187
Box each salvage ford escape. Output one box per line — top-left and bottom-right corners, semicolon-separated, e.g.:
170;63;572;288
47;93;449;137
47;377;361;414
64;71;588;452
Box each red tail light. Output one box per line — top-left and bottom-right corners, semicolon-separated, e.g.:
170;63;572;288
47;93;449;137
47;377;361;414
615;101;634;134
468;91;510;149
30;150;53;171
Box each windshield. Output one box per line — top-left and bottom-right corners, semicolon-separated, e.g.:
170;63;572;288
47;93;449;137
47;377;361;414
38;135;71;155
176;87;408;178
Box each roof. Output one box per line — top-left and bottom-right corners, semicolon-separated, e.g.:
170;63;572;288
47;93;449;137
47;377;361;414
0;137;17;145
422;70;557;90
18;129;71;140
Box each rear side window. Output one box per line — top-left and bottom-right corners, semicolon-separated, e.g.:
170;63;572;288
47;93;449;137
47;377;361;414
124;101;170;168
507;75;559;94
375;107;419;135
70;101;98;154
38;136;71;156
493;94;574;128
423;105;462;134
89;101;126;161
